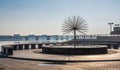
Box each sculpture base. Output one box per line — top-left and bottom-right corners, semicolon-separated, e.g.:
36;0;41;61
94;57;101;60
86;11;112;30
42;46;108;55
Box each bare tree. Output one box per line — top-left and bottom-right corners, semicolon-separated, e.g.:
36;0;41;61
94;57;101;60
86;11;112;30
62;16;88;48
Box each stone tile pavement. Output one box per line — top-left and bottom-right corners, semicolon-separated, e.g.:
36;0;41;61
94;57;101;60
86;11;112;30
10;49;120;61
0;49;120;70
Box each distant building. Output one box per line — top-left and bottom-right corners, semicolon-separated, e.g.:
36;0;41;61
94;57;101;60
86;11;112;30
21;36;28;41
0;35;13;41
28;34;36;42
39;35;48;43
13;34;21;41
111;27;120;35
0;34;98;43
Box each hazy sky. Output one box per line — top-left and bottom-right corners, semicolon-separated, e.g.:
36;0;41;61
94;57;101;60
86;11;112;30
0;0;120;35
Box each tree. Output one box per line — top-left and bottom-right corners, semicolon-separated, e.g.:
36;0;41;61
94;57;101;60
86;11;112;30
62;16;88;48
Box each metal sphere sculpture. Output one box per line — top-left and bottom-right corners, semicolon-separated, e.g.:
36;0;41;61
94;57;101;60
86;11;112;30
62;16;88;48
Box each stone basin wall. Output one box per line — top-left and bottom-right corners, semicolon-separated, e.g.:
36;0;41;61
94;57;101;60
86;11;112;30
42;46;108;55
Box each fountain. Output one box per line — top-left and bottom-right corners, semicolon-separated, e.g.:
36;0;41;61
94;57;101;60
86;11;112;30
42;16;108;55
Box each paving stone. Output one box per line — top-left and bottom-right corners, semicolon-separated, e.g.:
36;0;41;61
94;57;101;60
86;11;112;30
0;49;120;70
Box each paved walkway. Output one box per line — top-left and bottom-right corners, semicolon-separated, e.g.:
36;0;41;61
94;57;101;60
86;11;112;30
9;49;120;61
0;49;120;70
0;58;120;70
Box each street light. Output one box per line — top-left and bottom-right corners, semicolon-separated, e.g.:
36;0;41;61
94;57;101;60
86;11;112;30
108;23;114;34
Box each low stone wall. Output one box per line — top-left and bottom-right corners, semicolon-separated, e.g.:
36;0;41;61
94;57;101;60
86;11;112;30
42;46;108;55
1;44;43;55
1;45;13;55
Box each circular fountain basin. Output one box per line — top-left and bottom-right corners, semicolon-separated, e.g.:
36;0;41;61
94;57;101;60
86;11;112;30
42;45;108;55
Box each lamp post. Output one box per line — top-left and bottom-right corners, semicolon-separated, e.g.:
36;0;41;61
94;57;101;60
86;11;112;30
108;23;114;34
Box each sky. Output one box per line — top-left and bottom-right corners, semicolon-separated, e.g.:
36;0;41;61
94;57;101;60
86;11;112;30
0;0;120;35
